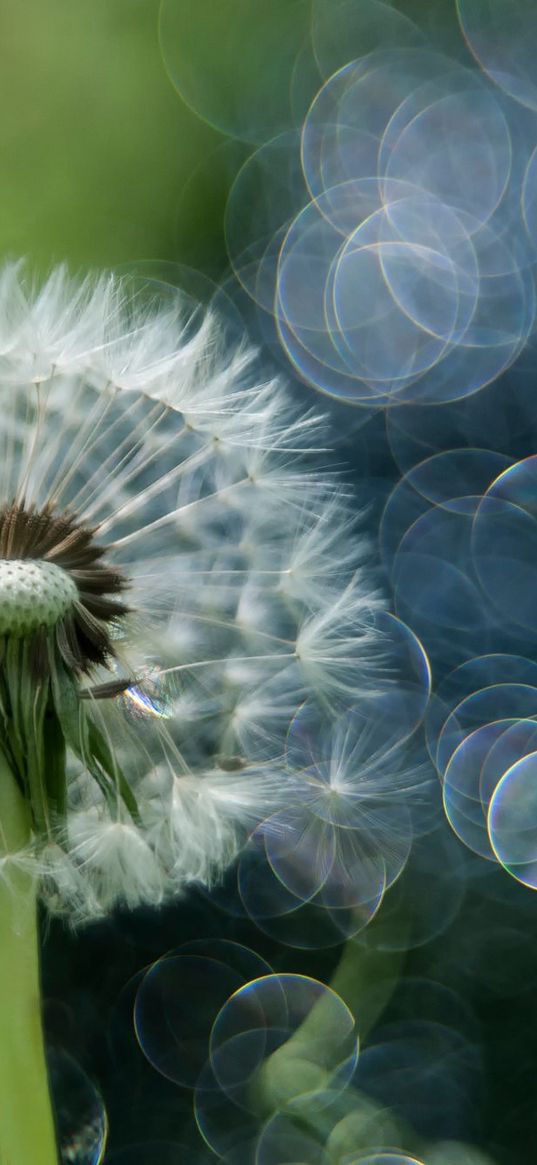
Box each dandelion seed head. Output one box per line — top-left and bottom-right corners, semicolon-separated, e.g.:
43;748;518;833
0;559;77;636
0;262;405;925
0;500;129;673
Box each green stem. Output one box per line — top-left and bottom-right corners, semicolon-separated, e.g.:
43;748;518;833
252;928;407;1117
0;750;59;1165
328;927;407;1040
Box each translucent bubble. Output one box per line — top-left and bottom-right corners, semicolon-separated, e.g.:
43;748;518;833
276;306;388;405
284;125;532;406
48;1050;107;1165
405;227;534;404
354;1019;480;1142
172;137;251;276
276;179;484;404
238;826;386;946
324;1093;403;1164
106;970;147;1095
224;132;308;312
472;457;537;636
173;939;272;983
276;193;352;352
436;684;537;777
194;1055;260;1158
379;73;512;228
286;698;424;826
134;955;247;1087
392;499;495;662
349;1154;426;1165
280;696;421;905
396;448;507;510
330;223;468;384
259;1090;402;1164
238;834;383;948
522;144;537;242
159;0;310;143
277;181;378;319
290;36;325;129
274;185;388;403
481;717;537;798
255;1093;410;1165
311;0;425;80
488;752;537;886
209;974;358;1103
442;719;519;859
115;260;244;336
255;1108;330;1165
302;50;455;200
424;654;537;772
263;806;390;908
379;975;479;1037
219;1144;260;1165
193;1062;260;1160
379;196;480;338
380;448;510;576
194;980;357;1157
384;361;537;474
344;188;479;356
303;119;381;207
457;0;537;112
365;611;431;737
238;830;314;917
358;825;466;951
262;806;338;900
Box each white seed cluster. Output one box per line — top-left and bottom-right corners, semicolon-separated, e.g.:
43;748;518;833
0;263;400;926
0;560;78;635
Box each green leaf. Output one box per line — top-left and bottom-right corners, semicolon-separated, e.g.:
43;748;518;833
43;707;67;822
86;719;141;825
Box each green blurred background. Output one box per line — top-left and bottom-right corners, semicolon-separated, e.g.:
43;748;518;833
0;0;308;277
0;0;218;274
0;0;458;281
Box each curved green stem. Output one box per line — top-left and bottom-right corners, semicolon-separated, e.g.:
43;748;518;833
0;750;59;1165
328;927;407;1040
252;927;407;1118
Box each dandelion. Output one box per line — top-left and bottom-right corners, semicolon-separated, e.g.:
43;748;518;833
0;262;390;1164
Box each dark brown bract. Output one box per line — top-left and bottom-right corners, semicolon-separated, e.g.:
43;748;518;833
0;501;129;674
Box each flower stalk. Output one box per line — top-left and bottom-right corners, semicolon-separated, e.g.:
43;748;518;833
251;934;406;1118
0;748;58;1164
